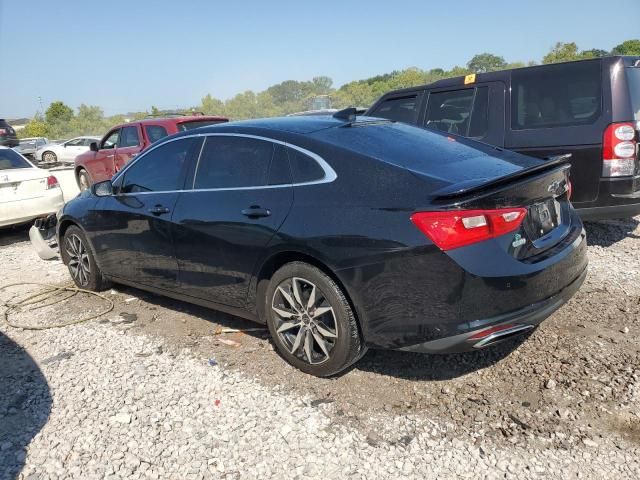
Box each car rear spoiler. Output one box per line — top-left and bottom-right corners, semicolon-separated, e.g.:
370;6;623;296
431;155;572;200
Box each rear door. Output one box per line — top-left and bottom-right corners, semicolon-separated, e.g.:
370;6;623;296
114;125;142;173
506;60;606;204
90;137;201;288
422;82;506;146
172;135;293;307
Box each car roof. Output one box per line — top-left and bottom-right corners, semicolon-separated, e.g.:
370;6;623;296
373;56;637;99
194;115;350;135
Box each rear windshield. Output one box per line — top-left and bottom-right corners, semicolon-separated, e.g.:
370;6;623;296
512;60;602;130
177;120;227;131
0;149;31;170
627;68;640;121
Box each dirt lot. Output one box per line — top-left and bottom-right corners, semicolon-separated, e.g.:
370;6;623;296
1;217;639;479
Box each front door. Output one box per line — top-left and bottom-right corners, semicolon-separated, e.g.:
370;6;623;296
85;129;120;183
172;136;293;307
114;125;142;173
89;136;202;289
61;138;87;162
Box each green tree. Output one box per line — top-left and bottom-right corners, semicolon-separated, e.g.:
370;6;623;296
18;119;48;138
611;39;640;56
467;53;507;73
542;42;581;64
199;94;225;116
45;101;74;125
581;48;608;58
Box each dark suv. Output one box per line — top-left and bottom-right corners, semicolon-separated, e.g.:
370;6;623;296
366;57;640;220
0;119;19;148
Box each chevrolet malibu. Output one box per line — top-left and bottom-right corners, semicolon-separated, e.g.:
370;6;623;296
55;110;588;376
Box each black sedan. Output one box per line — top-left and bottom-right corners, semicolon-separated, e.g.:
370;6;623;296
56;110;588;376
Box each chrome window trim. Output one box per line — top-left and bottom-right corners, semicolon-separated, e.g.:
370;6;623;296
112;132;336;195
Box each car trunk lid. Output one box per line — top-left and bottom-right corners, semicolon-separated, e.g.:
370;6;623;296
0;168;52;202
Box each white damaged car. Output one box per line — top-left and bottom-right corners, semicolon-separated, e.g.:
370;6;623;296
0;146;64;228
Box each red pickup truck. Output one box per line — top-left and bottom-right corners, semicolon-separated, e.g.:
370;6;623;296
74;114;228;190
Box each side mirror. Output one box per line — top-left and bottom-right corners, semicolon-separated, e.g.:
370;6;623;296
89;142;99;152
92;180;113;197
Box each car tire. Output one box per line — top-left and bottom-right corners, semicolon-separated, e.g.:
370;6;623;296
77;169;91;191
42;151;57;163
61;225;111;291
265;261;366;377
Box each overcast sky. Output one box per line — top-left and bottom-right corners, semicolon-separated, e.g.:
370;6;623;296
1;0;637;118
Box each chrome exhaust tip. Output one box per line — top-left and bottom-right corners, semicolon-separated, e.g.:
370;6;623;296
471;324;535;349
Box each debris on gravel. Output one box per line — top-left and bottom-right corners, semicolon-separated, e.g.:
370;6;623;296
0;218;639;479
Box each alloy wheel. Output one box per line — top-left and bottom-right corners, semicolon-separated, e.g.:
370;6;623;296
65;234;90;286
43;151;56;163
271;276;338;365
78;172;90;191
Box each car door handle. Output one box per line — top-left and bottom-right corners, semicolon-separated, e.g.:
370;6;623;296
148;205;170;215
241;206;271;218
545;153;572;162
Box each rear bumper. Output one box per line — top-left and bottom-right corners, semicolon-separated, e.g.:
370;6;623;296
0;190;64;227
399;265;587;353
575;175;640;220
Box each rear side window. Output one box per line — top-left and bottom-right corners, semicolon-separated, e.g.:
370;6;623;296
287;148;324;183
194;136;274;189
120;126;140;147
369;96;418;123
178;120;228;131
121;137;196;193
425;89;475;135
0;149;31;170
512;61;602;130
145;125;168;143
627;68;640;121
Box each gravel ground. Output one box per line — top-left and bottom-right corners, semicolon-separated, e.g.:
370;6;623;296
0;217;639;479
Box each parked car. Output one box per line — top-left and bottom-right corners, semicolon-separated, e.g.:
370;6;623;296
0;119;19;148
0;147;63;228
14;137;49;157
74;114;229;191
367;56;640;220
34;136;100;164
54;112;587;376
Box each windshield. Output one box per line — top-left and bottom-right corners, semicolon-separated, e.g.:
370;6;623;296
627;68;640;122
0;149;31;170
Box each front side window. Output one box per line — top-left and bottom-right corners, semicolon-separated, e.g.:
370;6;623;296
512;60;602;130
370;95;418;123
120;137;196;193
145;125;169;143
425;89;475;135
119;126;140;148
194;136;275;189
0;148;31;170
66;138;84;147
101;130;120;149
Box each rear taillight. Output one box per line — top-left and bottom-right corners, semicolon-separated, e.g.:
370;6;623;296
602;122;637;177
0;128;6;135
410;208;527;251
46;175;59;189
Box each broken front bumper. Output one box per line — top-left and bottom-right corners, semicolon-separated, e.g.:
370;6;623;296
29;214;58;260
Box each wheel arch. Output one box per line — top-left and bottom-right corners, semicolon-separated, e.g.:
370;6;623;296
251;250;368;341
57;219;102;270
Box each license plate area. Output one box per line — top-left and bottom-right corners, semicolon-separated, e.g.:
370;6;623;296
525;198;562;240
